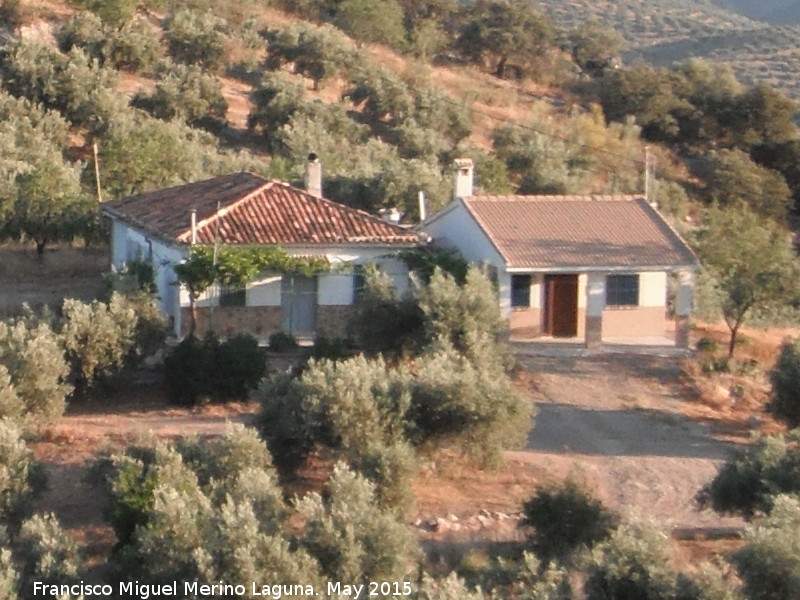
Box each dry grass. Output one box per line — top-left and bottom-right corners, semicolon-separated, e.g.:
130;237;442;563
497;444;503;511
678;322;798;436
0;243;107;317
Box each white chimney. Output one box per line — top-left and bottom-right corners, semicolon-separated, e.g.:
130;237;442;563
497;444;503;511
379;207;402;224
418;190;427;222
190;209;197;245
304;153;323;198
453;158;474;199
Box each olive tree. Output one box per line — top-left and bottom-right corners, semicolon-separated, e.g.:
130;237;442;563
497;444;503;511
693;207;800;358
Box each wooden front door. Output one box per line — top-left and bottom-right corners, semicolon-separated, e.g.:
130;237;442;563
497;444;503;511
544;274;579;337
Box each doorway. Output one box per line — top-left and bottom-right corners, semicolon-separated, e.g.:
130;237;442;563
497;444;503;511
544;274;578;337
281;275;317;336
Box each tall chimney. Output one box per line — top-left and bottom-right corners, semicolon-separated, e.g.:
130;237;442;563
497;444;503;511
304;153;323;198
453;158;474;199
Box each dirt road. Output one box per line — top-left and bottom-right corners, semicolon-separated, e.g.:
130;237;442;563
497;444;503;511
513;354;745;530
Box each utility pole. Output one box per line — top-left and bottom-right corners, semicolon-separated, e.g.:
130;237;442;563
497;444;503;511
93;143;102;202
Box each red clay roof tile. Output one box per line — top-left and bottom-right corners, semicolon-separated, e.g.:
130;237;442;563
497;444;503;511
101;172;420;247
461;195;696;269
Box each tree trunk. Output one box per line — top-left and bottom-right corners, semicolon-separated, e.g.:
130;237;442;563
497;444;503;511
727;322;741;359
188;296;198;338
495;55;507;79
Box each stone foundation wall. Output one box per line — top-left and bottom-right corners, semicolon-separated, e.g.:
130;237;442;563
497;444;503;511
180;305;354;341
181;307;282;342
316;305;354;339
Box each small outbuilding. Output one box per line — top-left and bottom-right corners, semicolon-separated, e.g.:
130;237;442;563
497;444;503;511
421;160;698;348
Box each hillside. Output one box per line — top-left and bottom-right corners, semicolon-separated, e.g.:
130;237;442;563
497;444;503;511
712;0;800;24
537;0;800;101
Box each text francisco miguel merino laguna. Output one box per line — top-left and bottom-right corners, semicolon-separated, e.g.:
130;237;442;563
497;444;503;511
33;580;414;598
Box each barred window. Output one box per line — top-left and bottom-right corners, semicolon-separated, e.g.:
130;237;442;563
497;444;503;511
606;274;639;307
219;282;246;307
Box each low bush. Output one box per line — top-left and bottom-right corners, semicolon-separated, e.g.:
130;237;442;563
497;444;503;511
60;294;138;395
0;420;46;528
521;478;619;564
164;333;266;405
769;338;800;427
346;264;424;355
165;8;229;72
132;62;227;130
733;494;800;600
0;320;71;427
268;331;298;352
311;336;348;361
585;520;677;600
697;430;800;519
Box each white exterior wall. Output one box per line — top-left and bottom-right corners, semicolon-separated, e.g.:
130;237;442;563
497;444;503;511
638;271;667;307
577;273;587;309
530;276;542;309
318;273;353;306
247;275;282;306
111;214;418;337
110;219;186;336
422;201;510;313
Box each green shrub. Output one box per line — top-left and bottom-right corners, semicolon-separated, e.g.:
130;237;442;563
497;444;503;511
95;428;318;587
695;337;719;353
697;431;800;519
105;18;163;72
344;66;413;124
732;494;800;600
311;336;348;361
209;334;266;401
521;478;619;565
166;8;229;72
15;513;81;592
58;12;106;61
769;338;800;427
247;72;305;148
334;0;406;49
408;339;532;467
585;520;677;600
347;264;424;355
78;0;138;27
268;331;298;352
132;61;227;130
297;463;417;582
163;336;212;406
60;294;138;394
0;420;46;528
264;23;360;89
95;111;241;197
0;320;71;427
164;333;266;406
416;266;506;362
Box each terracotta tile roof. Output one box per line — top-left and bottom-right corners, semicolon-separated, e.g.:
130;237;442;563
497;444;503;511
101;172;421;247
461;195;696;269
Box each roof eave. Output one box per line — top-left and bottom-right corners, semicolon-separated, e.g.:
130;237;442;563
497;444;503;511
505;263;698;273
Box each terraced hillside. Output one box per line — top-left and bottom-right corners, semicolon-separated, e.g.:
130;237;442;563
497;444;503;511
538;0;800;101
712;0;800;24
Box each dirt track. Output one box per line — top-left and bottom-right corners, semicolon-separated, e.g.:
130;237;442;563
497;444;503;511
513;354;745;530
